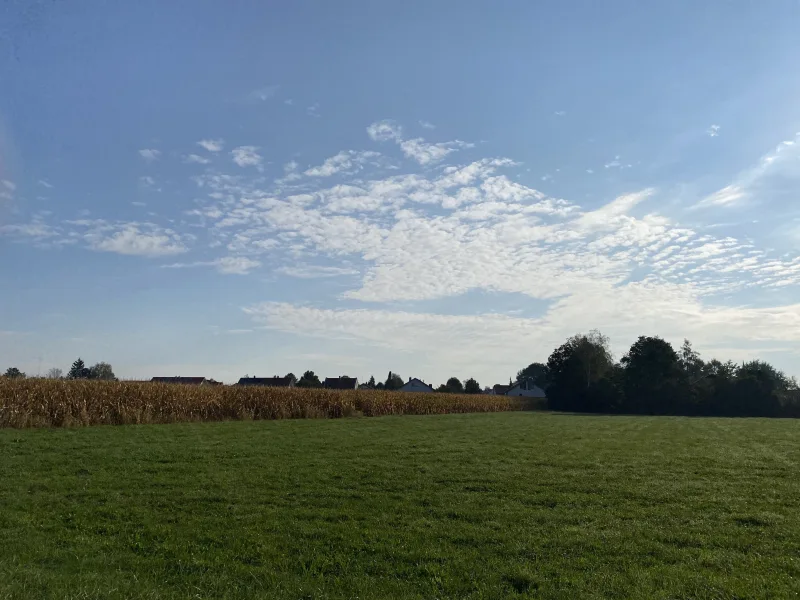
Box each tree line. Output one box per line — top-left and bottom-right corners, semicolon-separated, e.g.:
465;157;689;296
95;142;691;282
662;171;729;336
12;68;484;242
282;371;484;393
2;358;117;381
519;331;800;418
5;338;799;418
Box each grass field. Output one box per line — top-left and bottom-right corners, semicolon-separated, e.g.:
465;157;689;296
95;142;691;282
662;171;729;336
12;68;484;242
2;413;799;599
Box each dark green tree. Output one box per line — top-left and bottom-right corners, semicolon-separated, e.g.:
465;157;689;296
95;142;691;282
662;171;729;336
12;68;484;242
88;362;116;381
726;361;788;417
546;331;616;411
3;367;25;379
296;370;322;388
516;362;549;388
621;336;683;414
444;377;464;394
285;372;297;385
464;378;481;394
67;358;90;380
384;371;404;391
678;339;704;379
375;381;385;390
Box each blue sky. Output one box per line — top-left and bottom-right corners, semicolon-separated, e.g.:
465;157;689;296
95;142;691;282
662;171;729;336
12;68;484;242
2;1;800;384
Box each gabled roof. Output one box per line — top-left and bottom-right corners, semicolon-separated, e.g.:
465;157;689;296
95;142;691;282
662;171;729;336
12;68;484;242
151;377;210;385
492;384;512;395
400;377;434;391
507;379;546;395
236;376;294;387
323;376;358;389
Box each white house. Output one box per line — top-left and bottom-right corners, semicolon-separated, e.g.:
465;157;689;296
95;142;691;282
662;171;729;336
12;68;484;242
506;379;547;398
399;378;434;393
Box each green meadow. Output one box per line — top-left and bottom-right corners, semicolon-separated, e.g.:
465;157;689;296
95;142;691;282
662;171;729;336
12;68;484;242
2;412;799;599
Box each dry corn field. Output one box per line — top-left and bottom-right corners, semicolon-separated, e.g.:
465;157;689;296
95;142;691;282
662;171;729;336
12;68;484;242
0;379;540;428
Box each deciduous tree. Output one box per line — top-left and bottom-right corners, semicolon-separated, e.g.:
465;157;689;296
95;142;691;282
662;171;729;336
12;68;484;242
464;378;481;394
88;362;116;381
384;371;404;391
296;370;322;388
46;368;63;380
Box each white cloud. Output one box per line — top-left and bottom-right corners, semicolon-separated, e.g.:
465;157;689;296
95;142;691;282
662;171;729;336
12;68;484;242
214;256;261;274
307;103;321;118
399;138;473;165
78;222;188;257
707;124;720;137
578;189;654;229
186;131;800;313
699;184;745;208
554;111;566;117
38;179;53;188
139;176;156;188
0;219;60;240
367;120;403;142
231;146;262;168
2;180;16;191
164;256;261;275
419;120;436;129
304;150;380;177
277;264;360;279
9;120;800;379
284;99;293;106
185;154;211;164
198;139;224;152
275;160;302;184
139;149;161;162
367;119;472;165
697;132;800;208
246;85;279;102
604;155;631;169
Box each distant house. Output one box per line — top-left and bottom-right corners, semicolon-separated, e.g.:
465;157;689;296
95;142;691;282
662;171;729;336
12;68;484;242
236;376;294;387
323;376;358;390
399;377;434;393
506;379;546;398
150;377;222;386
490;383;512;396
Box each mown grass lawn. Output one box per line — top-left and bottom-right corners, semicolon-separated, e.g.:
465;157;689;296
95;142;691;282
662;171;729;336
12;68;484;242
1;413;799;599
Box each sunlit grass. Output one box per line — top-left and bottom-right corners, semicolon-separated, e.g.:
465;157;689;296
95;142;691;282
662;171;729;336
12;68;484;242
1;412;799;598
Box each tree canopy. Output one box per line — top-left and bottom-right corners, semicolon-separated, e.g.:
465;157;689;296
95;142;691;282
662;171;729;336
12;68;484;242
443;377;464;394
516;362;549;388
463;378;481;394
68;358;90;380
384;372;404;391
3;367;25;379
88;362;116;381
296;370;322;388
518;332;800;418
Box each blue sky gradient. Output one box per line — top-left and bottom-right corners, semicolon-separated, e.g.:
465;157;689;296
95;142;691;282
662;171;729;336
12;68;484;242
2;1;800;384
